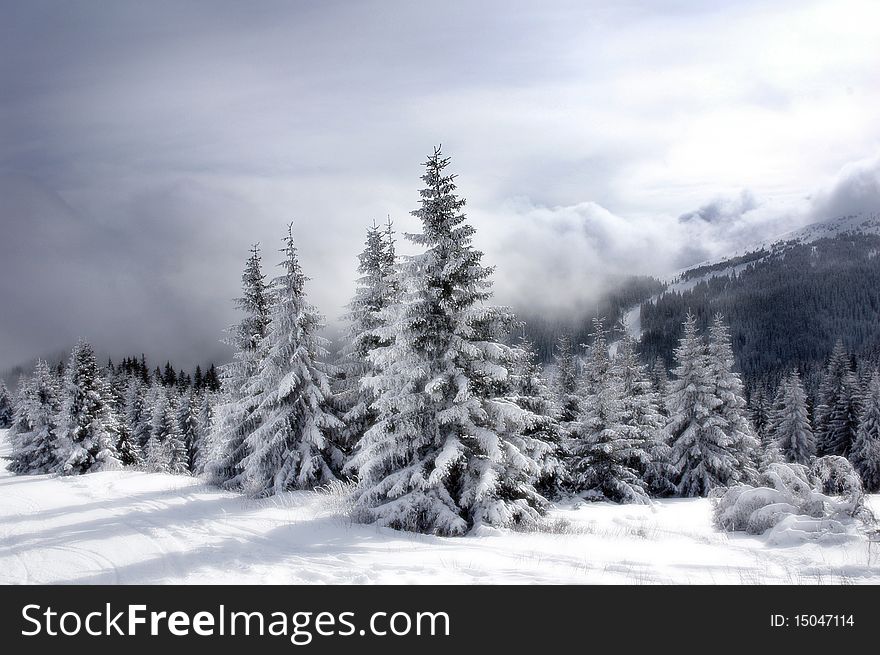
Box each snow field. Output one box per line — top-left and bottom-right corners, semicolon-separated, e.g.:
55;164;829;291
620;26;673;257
3;430;878;585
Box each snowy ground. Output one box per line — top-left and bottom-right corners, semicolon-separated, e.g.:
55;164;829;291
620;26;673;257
1;430;878;584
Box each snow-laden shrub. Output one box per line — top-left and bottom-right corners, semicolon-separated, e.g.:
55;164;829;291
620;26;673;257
713;457;874;539
810;455;862;510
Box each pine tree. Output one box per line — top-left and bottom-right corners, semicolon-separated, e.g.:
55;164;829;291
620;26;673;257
193;391;215;474
815;340;860;457
850;371;880;492
647;356;669;401
204;364;220;392
749;384;770;444
335;221;397;454
772;371;815;465
552;334;580;425
124;378;152;455
8;361;62;474
205;244;271;488
350;147;547;535
0;380;13;428
9;374;33;442
752;383;782;468
707;314;759;481
615;329;674;497
177;388;201;473
570;318;651;504
666;314;741;497
57;341;121;475
503;338;567;498
163;362;177;388
146;387;188;474
239;225;343;496
114;422;142;466
139;354;150;384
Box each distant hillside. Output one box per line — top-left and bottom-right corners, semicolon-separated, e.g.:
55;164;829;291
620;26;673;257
638;213;880;393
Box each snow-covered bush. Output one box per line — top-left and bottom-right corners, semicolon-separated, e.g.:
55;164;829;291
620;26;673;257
713;457;874;540
809;455;864;512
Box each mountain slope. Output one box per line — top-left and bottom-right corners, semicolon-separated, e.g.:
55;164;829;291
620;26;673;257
638;211;880;393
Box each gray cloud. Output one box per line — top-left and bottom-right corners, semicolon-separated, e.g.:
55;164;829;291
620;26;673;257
810;154;880;220
678;190;758;224
2;0;879;374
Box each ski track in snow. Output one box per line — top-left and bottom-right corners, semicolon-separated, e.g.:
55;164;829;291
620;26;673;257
1;430;878;584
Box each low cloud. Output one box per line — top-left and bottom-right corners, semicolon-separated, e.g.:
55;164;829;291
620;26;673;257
678;190;759;225
810;154;880;220
476;187;811;317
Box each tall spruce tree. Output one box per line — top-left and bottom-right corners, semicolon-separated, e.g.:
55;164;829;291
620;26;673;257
57;341;121;474
615;329;674;497
570;318;651;504
815;340;860;457
758;381;785;468
0;380;13;428
124;378;152;455
552;334;580;425
349;147;548;535
239;225;343;496
503;338;567;498
205;244;271;488
707;314;759;481
335;221;397;454
850;371;880;492
8;361;62;474
147;387;188;474
666;314;741;497
749;384;771;445
771;371;815;465
193;391;215;474
177;388;201;473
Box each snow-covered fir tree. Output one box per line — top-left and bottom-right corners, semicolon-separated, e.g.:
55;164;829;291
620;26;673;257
614;328;674;497
752;383;782;468
850;371;880;492
569;318;651;504
815;340;860;458
177;388;201;472
114;409;142;467
666;314;743;497
749;384;771;444
771;371;815;465
109;369;141;467
335;220;397;454
552;334;580;425
502;337;567;498
8;361;62;474
0;380;13;428
124;378;152;455
350;147;548;535
205;244;271;488
757;384;785;469
9;373;33;462
146;386;188;474
57;340;121;475
647;356;669;401
193;391;215;475
239;224;343;496
707;314;759;482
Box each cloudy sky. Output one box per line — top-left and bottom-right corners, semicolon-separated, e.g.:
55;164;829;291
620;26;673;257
2;0;879;374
